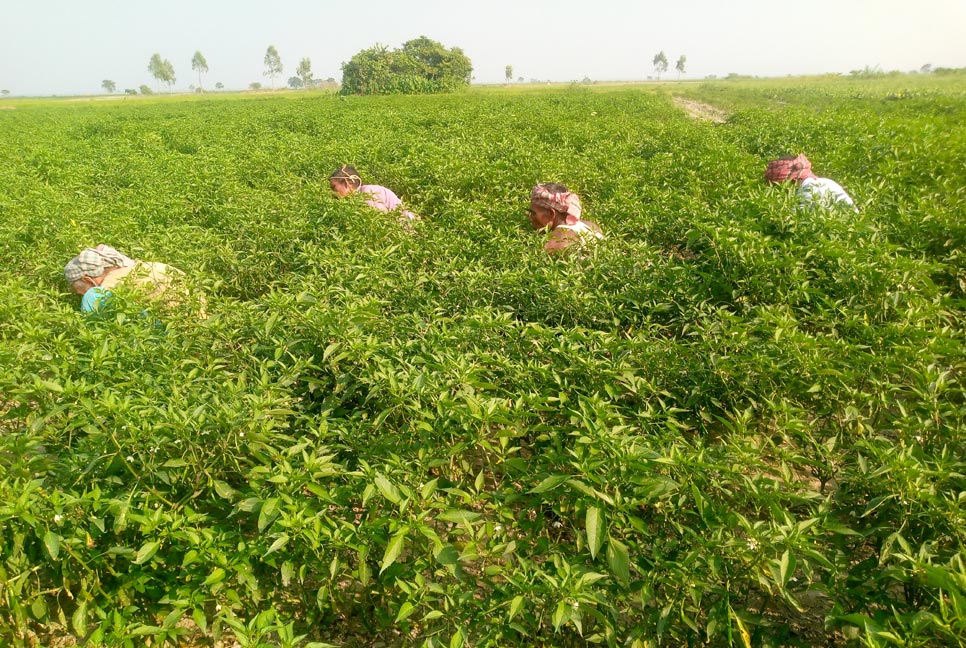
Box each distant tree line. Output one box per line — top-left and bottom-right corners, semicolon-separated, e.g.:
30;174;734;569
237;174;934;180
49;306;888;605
99;40;468;96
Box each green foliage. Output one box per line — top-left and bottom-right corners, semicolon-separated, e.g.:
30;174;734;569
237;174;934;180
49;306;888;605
192;51;209;91
296;58;313;88
148;53;176;92
264;45;283;89
0;76;964;646
340;36;472;95
653;51;669;79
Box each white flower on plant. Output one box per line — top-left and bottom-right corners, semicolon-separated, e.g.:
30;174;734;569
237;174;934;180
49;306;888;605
54;514;63;523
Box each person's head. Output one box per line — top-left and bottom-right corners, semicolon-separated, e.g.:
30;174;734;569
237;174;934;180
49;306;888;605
329;165;363;197
529;183;582;231
765;154;817;184
64;244;134;294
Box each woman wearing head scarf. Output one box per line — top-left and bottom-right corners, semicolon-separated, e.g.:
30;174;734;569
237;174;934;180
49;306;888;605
528;183;603;254
64;244;188;313
765;154;857;211
329;165;418;227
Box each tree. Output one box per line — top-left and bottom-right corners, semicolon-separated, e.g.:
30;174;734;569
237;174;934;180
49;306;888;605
675;55;687;79
263;45;283;90
148;53;165;92
341;36;472;95
192;50;209;90
215;82;224;90
249;82;262;90
296;58;313;88
124;88;137;95
148;53;175;92
505;64;513;84
1;89;9;96
653;51;668;80
517;76;524;83
101;79;116;94
288;76;303;89
139;84;153;95
161;59;176;92
920;63;932;74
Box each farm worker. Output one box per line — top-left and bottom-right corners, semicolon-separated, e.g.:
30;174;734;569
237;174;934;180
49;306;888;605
64;244;191;313
329;165;418;225
765;154;858;212
529;183;603;254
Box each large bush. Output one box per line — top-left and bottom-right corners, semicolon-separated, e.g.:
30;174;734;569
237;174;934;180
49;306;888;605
340;36;472;95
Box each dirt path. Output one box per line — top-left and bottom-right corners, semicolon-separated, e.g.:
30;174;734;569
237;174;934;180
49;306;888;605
673;97;728;123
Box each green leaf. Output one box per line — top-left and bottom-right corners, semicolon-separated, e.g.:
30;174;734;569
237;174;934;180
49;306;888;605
30;596;48;620
134;540;160;565
41;380;64;393
203;567;227;586
192;607;208;633
43;530;61;560
420;478;438;499
213;480;237;500
606;537;630;585
437;509;480;524
380;528;408;574
395;601;415;622
552;600;570;630
162;458;187;467
374;473;401;504
508;595;524;621
450;629;465;648
322;342;340;360
258;497;280;532
778;549;794;586
265;533;290;556
585;506;605;560
529;474;570;493
71;601;87;637
434;543;460;566
281;561;295;587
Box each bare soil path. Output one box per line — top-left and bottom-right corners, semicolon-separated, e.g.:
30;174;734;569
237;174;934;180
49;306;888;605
673;97;728;123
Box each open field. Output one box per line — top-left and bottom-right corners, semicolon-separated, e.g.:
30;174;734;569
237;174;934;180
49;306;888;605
0;75;964;647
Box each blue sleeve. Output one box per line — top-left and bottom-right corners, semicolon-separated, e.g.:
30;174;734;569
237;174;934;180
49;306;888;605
81;287;113;313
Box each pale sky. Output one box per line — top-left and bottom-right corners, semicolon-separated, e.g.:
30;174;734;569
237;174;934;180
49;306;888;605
1;0;965;96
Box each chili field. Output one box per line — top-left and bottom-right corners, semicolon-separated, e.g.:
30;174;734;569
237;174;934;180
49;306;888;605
0;75;965;647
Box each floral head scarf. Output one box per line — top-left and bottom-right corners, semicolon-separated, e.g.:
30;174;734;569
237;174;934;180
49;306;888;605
765;154;817;183
530;184;582;219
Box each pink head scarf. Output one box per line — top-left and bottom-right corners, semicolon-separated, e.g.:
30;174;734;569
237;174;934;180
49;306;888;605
765;154;817;183
531;185;582;219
